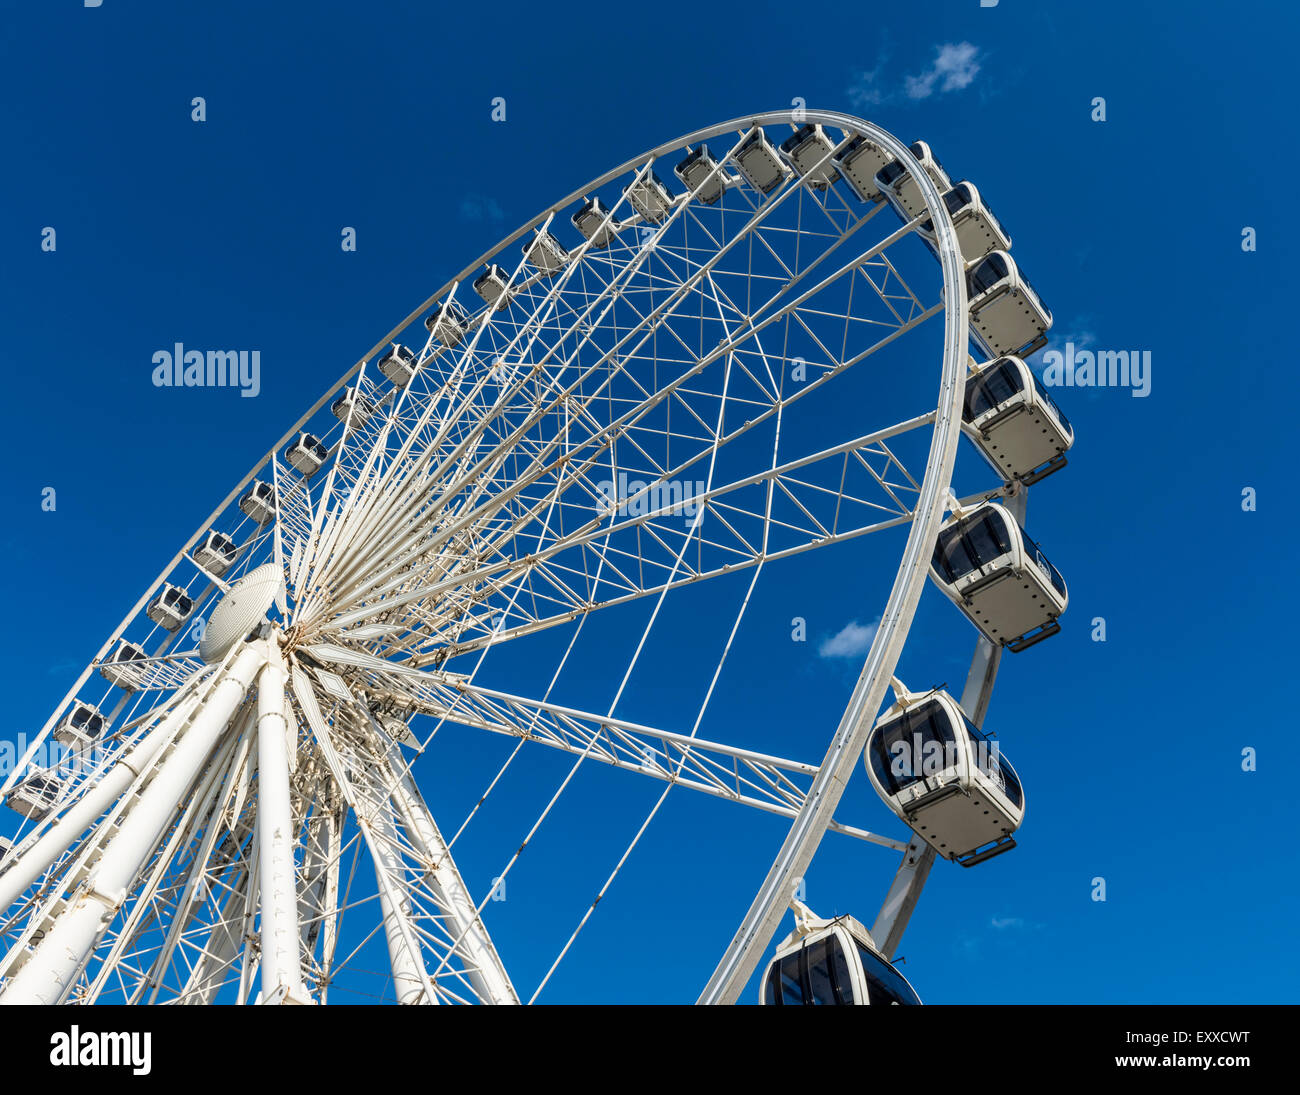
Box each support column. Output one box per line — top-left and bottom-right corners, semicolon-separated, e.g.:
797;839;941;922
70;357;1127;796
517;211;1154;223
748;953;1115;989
255;635;308;1003
0;642;266;1006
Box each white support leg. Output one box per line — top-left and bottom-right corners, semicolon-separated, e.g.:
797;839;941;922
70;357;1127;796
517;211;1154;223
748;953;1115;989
378;743;518;1004
0;689;202;914
0;642;266;1006
254;636;308;1003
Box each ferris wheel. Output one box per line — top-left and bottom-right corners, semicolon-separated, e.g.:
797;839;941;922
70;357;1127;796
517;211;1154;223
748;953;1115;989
0;108;1072;1006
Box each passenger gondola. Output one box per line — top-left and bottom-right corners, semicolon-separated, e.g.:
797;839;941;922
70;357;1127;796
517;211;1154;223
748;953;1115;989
425;301;471;348
760;902;922;1006
966;251;1053;358
5;771;63;819
674;144;726;205
865;680;1024;866
53;701;106;749
779;124;840;190
572;197;617;247
917;181;1011;261
623;170;675;223
379;343;417;385
874;140;951;219
238;480;277;526
734;129;788;195
833;134;891;204
285;431;328;477
524;229;569;276
99;641;147;691
473;264;510;308
331;386;377;429
146;583;195;630
963;356;1073;485
193;530;239;577
930;501;1067;652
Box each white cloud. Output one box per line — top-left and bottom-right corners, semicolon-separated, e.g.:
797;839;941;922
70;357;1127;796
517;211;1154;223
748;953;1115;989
990;916;1024;930
847;42;982;109
904;42;982;101
818;618;880;659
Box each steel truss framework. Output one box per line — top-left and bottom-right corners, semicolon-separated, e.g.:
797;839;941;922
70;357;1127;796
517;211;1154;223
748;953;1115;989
0;109;1008;1005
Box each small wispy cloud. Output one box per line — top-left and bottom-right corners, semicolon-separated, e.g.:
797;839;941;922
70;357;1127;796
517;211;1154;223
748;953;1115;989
990;916;1024;930
818;618;880;659
460;194;505;223
847;41;982;108
904;42;982;101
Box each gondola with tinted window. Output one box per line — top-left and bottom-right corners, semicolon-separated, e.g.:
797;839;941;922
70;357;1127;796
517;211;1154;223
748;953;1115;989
285;432;328;477
966;251;1052;358
963;355;1073;485
473;264;510;308
523;229;569;276
734;129;788;195
673;144;727;205
874;140;951;219
378;343;416;385
930;501;1067;652
99;640;147;691
425;301;470;348
238;480;277;526
5;771;63;820
193;530;239;577
760;901;921;1006
833;134;891;204
53;700;106;750
331;386;376;429
147;583;194;631
623;170;675;223
572;197;617;247
865;679;1024;866
917;181;1011;261
779;124;840;190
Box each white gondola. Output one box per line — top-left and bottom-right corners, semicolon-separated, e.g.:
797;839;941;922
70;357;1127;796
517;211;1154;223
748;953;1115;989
779;124;839;190
473;263;510;308
572;197;617;247
673;144;726;205
865;680;1024;866
623;170;675;223
146;583;194;630
53;700;106;749
523;229;569;276
238;480;277;526
966;251;1053;358
964;356;1073;485
917;181;1011;261
760;901;921;1006
930;501;1067;652
5;772;63;820
99;640;147;691
874;140;951;219
193;530;239;577
734;129;788;195
833;134;890;203
331;386;376;428
425;301;471;348
284;431;328;477
378;343;416;385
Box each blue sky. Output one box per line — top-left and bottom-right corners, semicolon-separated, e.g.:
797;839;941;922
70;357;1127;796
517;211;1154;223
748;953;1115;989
1;0;1297;1003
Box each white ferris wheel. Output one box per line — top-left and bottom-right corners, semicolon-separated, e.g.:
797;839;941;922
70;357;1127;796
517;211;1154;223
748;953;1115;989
0;108;1073;1006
